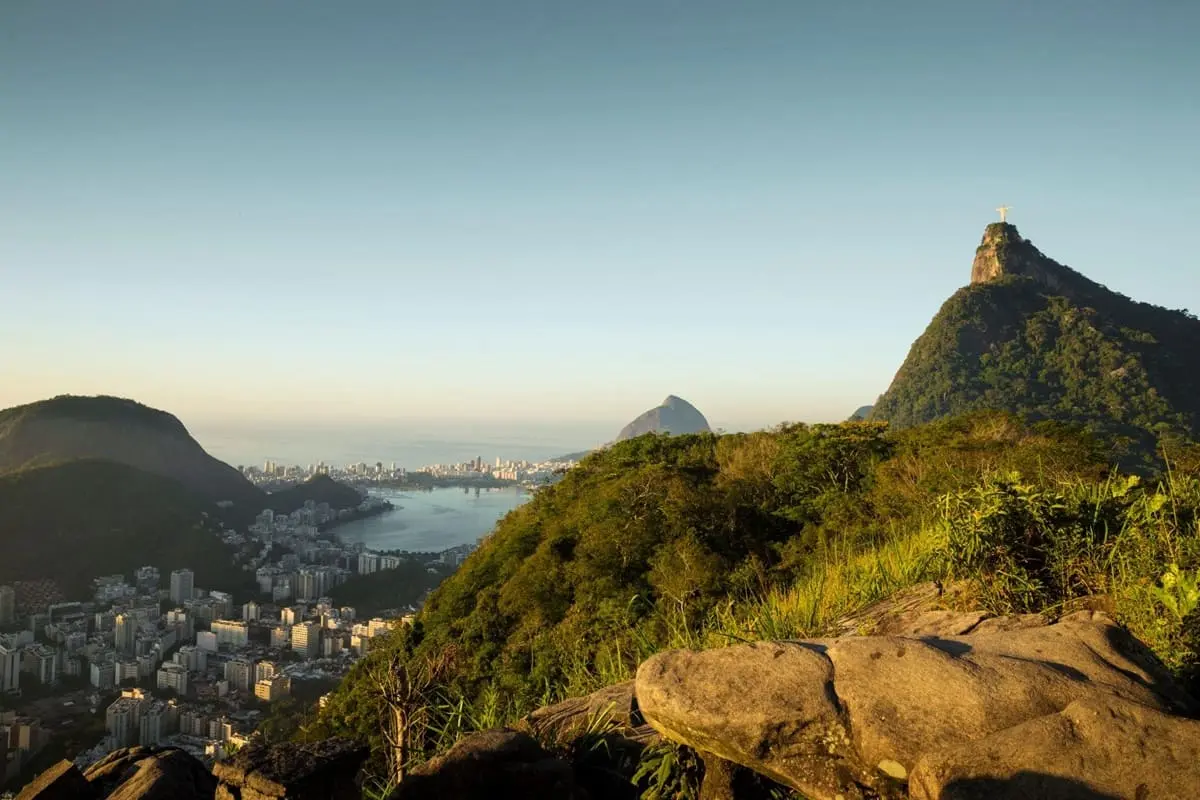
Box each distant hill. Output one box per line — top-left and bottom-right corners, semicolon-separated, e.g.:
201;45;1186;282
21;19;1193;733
267;474;363;513
0;460;251;599
0;395;263;506
871;223;1200;446
848;405;874;421
616;395;712;441
554;450;595;463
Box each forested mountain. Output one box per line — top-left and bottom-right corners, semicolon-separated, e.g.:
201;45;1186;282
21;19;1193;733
0;395;262;506
266;474;363;513
0;460;247;598
871;223;1200;448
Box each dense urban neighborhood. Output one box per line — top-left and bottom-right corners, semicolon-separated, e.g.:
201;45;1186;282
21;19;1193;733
0;485;483;792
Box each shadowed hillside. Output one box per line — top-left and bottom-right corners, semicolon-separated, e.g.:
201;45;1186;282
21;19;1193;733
0;460;251;599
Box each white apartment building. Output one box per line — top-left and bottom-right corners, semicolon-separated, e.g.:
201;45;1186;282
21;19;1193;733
210;620;249;648
90;661;116;691
22;644;57;685
156;662;189;696
270;626;290;649
291;621;320;659
106;690;148;749
173;645;207;673
223;659;254;692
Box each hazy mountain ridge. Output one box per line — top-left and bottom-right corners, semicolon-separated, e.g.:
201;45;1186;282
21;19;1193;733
0;395;263;505
616;395;712;441
871;223;1200;444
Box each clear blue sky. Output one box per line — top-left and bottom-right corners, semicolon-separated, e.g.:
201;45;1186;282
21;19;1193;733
3;1;1198;438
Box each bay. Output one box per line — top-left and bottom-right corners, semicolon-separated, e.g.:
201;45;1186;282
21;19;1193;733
332;486;531;552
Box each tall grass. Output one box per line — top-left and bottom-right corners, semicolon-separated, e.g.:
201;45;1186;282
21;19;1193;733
358;466;1200;799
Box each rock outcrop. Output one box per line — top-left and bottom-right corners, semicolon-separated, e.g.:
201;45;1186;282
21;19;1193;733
83;747;217;800
212;737;368;799
616;396;711;442
909;695;1200;800
15;760;92;800
636;607;1199;800
17;748;215;800
17;600;1200;800
387;729;579;800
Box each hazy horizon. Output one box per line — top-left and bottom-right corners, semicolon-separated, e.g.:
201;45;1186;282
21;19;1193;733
188;409;813;468
5;2;1198;427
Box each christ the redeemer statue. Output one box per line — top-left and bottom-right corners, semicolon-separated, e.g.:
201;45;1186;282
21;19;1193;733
996;205;1011;223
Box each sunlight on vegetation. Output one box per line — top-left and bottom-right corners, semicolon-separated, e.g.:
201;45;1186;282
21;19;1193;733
293;414;1200;791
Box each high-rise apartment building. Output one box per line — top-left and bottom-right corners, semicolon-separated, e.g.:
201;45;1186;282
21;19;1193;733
291;621;320;659
105;689;148;749
254;661;276;684
139;701;177;746
169;569;195;604
22;645;57;685
210;620;249;648
114;613;137;655
270;626;290;648
254;675;291;703
156;663;189;696
0;585;15;626
90;661;116;691
241;601;260;622
224;659;254;692
0;643;19;692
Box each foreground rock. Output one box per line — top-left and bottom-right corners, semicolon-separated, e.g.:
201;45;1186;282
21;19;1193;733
909;695;1200;800
637;608;1197;800
212;737;367;799
18;748;215;800
387;729;579;800
518;681;655;799
16;760;93;800
84;747;216;799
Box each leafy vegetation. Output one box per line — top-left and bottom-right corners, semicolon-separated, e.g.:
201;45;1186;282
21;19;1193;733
304;413;1200;794
267;474;363;513
0;459;254;599
328;561;453;617
872;262;1200;451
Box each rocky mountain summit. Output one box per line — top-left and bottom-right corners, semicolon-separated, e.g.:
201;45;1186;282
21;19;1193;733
871;223;1200;444
24;586;1200;800
0;395;261;505
616;395;712;441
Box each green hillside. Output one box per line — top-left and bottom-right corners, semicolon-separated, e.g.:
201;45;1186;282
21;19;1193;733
871;224;1200;450
0;459;251;600
267;474;364;513
0;395;264;506
308;414;1200;767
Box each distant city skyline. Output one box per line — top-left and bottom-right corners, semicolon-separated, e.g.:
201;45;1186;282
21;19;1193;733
5;2;1198;428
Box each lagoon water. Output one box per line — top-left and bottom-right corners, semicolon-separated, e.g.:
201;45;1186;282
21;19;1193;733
333;487;531;552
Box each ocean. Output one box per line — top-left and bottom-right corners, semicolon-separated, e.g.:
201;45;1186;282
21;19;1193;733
190;423;609;470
